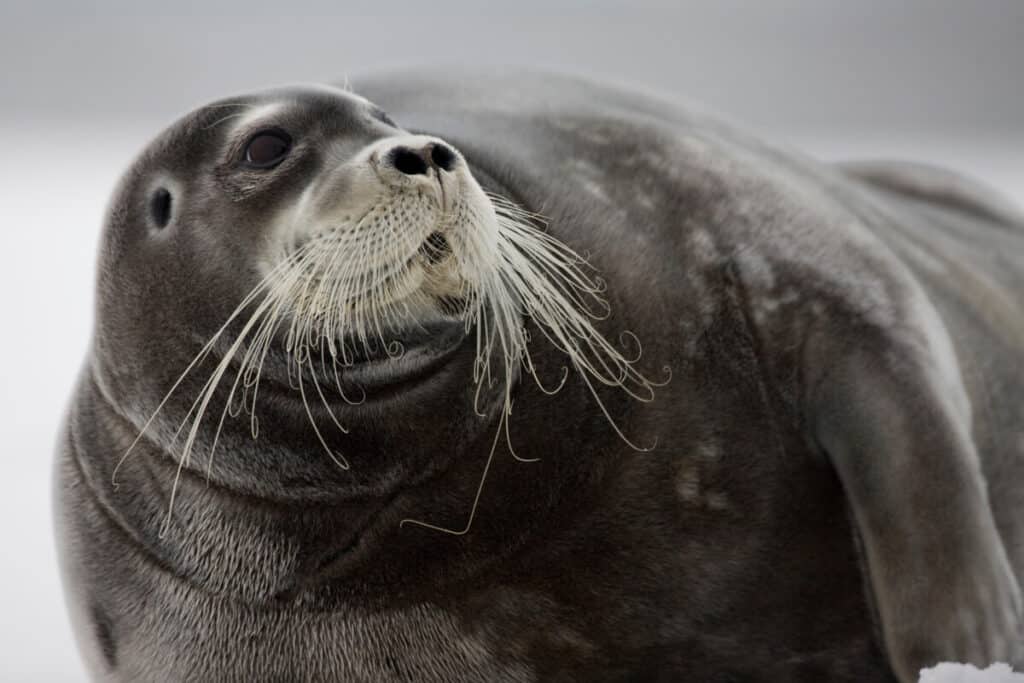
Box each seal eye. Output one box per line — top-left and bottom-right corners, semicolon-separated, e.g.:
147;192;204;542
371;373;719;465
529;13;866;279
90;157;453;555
243;129;292;169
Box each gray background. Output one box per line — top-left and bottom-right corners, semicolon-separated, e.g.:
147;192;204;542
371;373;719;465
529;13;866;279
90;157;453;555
2;1;1021;680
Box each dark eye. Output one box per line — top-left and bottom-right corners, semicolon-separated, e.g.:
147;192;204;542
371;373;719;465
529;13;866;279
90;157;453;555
243;129;292;168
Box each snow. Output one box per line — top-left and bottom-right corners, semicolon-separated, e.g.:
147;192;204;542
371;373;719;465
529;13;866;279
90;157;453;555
921;663;1023;683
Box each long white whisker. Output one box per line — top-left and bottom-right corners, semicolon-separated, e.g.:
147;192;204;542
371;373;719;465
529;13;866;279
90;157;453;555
126;175;666;540
399;401;507;535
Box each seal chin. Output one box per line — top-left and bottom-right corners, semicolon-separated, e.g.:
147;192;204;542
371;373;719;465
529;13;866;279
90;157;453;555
336;318;470;393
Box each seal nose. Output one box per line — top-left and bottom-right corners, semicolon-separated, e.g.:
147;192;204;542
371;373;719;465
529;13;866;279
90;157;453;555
387;142;458;176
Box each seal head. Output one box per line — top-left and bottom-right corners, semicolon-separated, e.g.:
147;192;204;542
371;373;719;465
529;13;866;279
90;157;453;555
94;83;655;509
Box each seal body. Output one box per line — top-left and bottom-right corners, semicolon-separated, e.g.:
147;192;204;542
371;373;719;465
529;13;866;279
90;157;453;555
55;70;1024;682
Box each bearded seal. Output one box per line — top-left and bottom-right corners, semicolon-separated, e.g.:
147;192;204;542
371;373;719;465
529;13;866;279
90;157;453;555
55;69;1023;682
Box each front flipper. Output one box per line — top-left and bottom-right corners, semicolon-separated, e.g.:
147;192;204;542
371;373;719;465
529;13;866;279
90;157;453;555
809;331;1023;682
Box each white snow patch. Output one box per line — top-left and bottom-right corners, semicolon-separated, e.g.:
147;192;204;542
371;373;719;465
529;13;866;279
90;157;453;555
919;663;1022;682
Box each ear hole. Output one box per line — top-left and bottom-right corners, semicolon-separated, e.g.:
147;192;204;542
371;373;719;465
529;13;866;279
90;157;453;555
150;187;173;229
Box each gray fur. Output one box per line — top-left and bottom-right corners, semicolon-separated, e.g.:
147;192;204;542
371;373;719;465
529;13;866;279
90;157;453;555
55;69;1024;682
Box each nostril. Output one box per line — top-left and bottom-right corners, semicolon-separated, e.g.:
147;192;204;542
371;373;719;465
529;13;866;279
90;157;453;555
390;147;428;176
431;144;457;172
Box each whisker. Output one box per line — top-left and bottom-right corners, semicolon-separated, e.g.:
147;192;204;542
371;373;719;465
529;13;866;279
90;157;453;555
399;403;507;535
126;175;666;540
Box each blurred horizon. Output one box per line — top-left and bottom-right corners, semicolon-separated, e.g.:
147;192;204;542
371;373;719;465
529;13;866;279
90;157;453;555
4;0;1024;138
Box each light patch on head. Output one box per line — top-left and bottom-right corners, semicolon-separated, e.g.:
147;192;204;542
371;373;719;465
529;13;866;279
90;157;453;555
229;102;287;135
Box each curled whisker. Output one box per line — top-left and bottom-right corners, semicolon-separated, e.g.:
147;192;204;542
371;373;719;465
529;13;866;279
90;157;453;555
617;330;644;364
306;353;350;436
295;359;350;470
126;176;667;541
525;362;569;396
503;400;539;463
